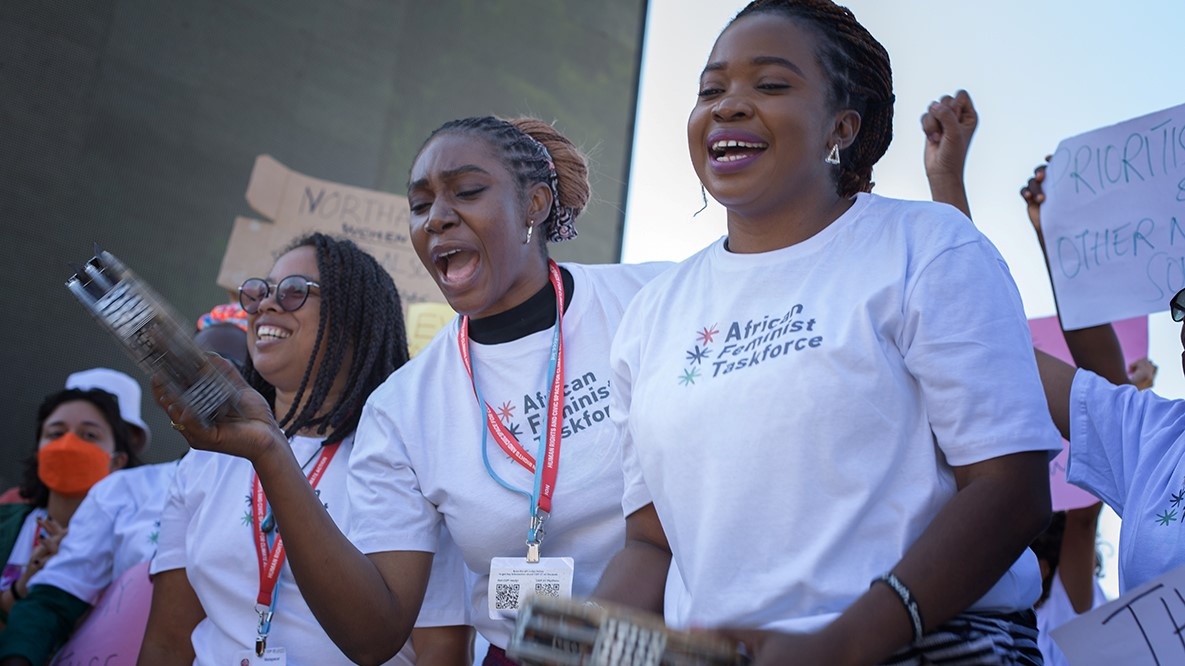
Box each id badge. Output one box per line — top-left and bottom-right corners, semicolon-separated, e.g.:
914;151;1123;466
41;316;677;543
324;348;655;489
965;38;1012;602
488;556;574;619
233;647;286;666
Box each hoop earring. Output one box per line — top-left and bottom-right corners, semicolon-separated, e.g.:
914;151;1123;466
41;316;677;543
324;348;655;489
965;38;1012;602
693;184;708;217
524;221;534;245
825;144;841;166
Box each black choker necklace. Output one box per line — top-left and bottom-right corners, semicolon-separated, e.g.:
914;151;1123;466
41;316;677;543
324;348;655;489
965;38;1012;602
468;266;574;345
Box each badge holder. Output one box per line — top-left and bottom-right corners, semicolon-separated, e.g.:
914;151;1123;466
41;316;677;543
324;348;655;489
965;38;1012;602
233;647;287;666
489;514;574;620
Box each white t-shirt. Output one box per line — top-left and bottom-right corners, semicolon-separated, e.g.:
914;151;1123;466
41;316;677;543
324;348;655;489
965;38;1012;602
348;262;669;649
614;193;1062;633
1036;573;1107;666
152;435;468;665
1068;369;1185;592
31;462;177;603
1;508;47;591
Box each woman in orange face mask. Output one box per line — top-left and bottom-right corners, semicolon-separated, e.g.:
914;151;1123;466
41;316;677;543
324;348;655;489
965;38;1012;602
0;387;139;623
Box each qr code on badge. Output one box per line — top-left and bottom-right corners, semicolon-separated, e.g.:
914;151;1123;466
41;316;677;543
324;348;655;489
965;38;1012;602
495;582;520;610
534;582;561;598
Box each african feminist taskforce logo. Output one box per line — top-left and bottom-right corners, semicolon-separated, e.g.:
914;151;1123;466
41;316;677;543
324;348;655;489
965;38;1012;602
679;304;822;386
1155;477;1185;527
492;370;612;442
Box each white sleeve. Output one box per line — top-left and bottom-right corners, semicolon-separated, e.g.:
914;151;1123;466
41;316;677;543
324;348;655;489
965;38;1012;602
1068;369;1185;517
900;235;1062;465
612;304;653;518
149;456;194;575
28;475;121;603
413;524;470;628
347;400;441;554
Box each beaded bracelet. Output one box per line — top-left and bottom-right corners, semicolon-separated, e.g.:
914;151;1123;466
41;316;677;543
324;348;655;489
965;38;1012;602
872;572;924;643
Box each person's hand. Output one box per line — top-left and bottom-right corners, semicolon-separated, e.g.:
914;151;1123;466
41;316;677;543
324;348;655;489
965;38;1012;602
34;516;66;557
1128;357;1158;390
152;354;286;463
712;627;835;665
14;517;66;597
921;90;978;185
1020;159;1052;238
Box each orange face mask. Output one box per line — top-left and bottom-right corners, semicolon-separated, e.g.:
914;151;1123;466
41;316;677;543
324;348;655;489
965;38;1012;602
37;432;112;496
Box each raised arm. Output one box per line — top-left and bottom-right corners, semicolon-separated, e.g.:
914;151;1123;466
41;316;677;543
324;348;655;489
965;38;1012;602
1021;164;1129;386
154;358;433;665
921;89;978;218
1059;502;1103;613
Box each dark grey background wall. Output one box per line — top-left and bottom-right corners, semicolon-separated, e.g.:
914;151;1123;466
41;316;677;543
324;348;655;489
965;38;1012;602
0;1;648;484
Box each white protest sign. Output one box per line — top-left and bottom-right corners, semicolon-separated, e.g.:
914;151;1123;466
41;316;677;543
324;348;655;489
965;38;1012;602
216;155;448;319
1041;102;1185;330
1052;562;1185;665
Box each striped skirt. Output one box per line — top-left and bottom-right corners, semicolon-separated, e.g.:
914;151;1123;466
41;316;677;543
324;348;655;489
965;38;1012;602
882;609;1042;665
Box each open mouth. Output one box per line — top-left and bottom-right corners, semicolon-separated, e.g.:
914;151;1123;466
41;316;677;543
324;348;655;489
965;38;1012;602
256;324;291;341
434;248;480;286
710;139;768;163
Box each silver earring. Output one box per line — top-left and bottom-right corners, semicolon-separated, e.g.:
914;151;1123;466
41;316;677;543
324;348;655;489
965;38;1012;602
524;221;534;245
825;144;841;166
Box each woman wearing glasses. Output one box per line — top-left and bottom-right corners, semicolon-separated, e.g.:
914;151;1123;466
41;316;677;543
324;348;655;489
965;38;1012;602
153;117;669;665
1023;162;1185;598
138;234;471;666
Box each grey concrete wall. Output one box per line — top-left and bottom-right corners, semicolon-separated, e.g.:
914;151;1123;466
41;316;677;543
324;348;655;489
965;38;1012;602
0;0;647;482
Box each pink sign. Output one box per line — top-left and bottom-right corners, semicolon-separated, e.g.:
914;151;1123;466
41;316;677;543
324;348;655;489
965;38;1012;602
1029;315;1149;511
50;561;153;666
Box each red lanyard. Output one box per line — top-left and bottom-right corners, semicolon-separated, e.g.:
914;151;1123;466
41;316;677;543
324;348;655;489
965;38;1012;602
457;260;566;515
251;442;341;606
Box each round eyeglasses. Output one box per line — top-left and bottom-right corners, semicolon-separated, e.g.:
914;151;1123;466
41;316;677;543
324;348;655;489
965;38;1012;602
238;275;321;315
1171;287;1185;322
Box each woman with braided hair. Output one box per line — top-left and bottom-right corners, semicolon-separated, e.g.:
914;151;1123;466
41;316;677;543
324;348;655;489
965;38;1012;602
342;116;668;663
155;119;668;664
593;1;1060;663
140;233;472;665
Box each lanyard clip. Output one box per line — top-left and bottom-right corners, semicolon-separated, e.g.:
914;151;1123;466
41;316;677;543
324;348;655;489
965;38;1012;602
260;510;276;534
255;607;274;656
526;512;548;563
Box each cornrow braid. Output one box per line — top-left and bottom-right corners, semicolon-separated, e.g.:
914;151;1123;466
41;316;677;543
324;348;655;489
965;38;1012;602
242;233;409;444
734;0;894;198
416;115;590;244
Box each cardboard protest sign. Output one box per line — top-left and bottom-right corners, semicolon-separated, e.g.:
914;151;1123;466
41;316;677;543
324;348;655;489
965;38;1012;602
407;302;457;358
1053;562;1185;665
217;156;447;318
1029;315;1149;510
49;561;152;666
1041;102;1185;330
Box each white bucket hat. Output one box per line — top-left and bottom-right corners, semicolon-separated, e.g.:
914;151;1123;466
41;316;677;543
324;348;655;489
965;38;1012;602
65;367;152;453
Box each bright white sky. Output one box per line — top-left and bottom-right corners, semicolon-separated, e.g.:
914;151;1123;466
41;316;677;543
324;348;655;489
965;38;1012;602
624;0;1185;400
622;0;1185;601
